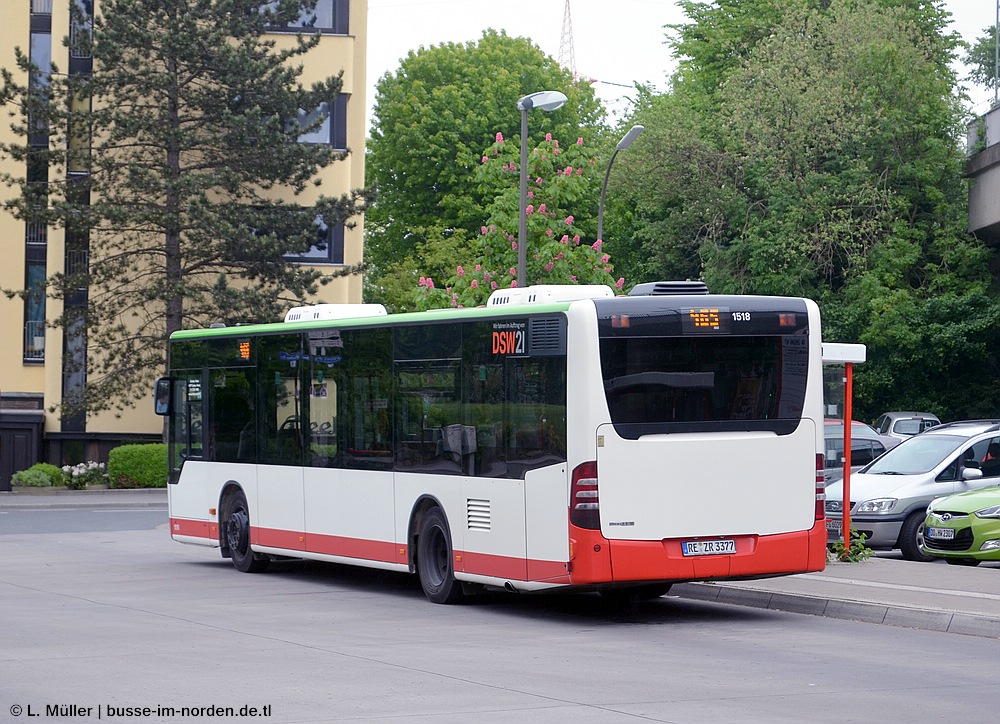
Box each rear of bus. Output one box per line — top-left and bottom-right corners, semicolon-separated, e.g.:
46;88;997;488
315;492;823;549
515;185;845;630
564;289;827;587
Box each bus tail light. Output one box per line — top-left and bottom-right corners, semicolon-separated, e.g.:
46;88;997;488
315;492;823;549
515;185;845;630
571;461;601;530
815;453;826;521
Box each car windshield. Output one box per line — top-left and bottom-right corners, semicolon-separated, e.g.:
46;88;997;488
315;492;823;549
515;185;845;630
893;419;926;435
862;434;964;475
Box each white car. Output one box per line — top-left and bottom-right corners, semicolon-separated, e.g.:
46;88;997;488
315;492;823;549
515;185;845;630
873;411;940;440
825;420;1000;561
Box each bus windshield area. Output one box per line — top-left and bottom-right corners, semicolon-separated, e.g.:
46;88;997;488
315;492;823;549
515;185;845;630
599;335;806;437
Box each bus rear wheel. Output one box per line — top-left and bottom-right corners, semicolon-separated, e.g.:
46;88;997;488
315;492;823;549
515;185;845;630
223;489;269;573
416;507;464;604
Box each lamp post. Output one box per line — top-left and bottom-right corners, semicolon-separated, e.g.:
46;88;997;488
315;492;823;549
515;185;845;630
597;125;644;243
517;90;568;288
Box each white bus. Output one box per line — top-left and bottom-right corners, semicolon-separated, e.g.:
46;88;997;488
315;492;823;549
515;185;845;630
156;282;827;603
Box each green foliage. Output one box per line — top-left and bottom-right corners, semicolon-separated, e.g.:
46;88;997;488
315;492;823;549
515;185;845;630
414;132;620;309
0;0;370;417
108;444;168;489
830;528;875;563
11;463;64;487
965;26;998;92
365;29;605;305
610;0;999;419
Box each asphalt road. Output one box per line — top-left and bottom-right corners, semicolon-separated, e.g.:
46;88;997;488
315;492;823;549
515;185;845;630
2;511;999;723
0;508;166;534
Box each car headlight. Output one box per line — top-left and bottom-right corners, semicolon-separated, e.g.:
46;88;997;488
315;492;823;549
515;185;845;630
856;498;897;514
974;505;1000;519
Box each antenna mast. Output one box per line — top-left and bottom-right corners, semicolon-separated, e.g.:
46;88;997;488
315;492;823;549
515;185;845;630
559;0;577;79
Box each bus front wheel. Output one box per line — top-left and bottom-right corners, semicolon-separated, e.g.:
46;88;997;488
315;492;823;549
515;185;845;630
416;507;464;604
223;489;269;573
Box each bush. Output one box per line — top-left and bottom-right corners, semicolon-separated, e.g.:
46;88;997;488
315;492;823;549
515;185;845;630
62;461;108;490
11;463;61;487
107;444;168;488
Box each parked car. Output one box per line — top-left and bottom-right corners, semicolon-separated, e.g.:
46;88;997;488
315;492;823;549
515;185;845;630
874;411;940;440
825;420;1000;561
921;485;1000;565
823;421;899;486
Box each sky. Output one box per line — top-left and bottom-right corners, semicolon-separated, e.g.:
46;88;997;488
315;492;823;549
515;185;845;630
365;0;995;132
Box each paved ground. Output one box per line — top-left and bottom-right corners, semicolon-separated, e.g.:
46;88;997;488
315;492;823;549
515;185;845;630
3;487;998;638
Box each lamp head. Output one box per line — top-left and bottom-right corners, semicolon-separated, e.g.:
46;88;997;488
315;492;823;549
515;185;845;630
517;90;568;113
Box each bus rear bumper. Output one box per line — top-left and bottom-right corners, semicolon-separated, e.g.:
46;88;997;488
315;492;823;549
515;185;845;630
568;520;827;585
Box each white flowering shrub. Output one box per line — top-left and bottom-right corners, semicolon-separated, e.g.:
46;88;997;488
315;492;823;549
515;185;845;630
61;461;109;490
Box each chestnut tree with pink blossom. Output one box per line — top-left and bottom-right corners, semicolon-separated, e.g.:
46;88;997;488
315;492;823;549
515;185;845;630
415;131;623;309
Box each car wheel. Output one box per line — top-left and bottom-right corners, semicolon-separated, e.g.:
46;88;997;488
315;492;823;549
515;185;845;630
899;510;935;562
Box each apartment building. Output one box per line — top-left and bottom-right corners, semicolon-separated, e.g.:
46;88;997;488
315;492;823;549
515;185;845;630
0;0;367;489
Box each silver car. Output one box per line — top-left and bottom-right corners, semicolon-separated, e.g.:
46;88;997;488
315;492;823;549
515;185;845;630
823;422;899;486
825;420;1000;561
874;411;940;440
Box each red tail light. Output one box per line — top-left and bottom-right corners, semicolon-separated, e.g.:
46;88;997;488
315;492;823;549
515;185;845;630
570;461;600;530
815;453;826;521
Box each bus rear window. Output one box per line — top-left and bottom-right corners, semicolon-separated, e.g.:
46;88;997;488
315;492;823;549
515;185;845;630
599;335;807;437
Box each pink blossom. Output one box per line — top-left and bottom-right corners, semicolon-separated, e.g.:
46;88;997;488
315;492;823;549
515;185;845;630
491;281;497;290
576;168;583;176
573;235;580;244
592;239;603;251
526;205;534;215
564;166;573;175
536;177;543;184
565;215;574;225
553;139;559;148
475;264;481;271
601;254;610;263
496;131;504;143
545;133;552;141
546;229;554;237
481;226;487;235
541;154;547;161
528;191;534;199
469;279;479;289
482;156;488;163
615;277;625;290
511;241;517;251
484;270;491;281
418;276;426;287
560;235;569;244
511;280;518;288
553;148;560;155
457;265;464;277
570;275;577;281
576;137;584;145
509;267;516;277
538;203;546;213
544;262;554;272
604;266;612;272
426;278;435;288
555;252;564;261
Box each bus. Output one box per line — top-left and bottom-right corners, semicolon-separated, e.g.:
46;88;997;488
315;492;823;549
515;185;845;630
156;282;828;603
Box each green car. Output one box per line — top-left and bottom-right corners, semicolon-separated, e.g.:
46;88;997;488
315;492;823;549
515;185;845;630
922;486;1000;565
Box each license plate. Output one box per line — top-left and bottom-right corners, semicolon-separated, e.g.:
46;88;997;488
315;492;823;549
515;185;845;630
926;527;955;541
825;518;841;532
682;539;736;556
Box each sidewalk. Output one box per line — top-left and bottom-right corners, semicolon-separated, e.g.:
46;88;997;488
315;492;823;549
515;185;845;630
0;487;167;509
673;556;1000;639
3;487;997;638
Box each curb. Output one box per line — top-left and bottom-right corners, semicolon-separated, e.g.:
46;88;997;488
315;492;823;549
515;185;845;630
672;582;1000;639
0;488;167;510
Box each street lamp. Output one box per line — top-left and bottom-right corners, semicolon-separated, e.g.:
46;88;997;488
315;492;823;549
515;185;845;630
597;125;644;243
517;90;568;288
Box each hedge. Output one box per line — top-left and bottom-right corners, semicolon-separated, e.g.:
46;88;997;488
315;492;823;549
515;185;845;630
107;444;168;488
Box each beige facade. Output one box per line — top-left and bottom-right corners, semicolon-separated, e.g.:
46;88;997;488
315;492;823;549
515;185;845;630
0;1;367;487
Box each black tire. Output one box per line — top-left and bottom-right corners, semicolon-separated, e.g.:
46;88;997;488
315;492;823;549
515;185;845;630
899;510;934;562
945;557;981;567
416;507;464;604
223;489;269;573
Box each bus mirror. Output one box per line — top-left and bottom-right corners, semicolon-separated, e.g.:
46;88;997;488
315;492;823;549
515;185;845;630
154;378;172;416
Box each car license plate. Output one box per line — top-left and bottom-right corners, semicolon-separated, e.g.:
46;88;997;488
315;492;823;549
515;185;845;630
825;518;841;532
682;539;736;556
926;527;955;541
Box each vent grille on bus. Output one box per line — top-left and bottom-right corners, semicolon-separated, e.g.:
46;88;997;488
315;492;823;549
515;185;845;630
528;317;566;355
467;499;491;531
628;281;710;296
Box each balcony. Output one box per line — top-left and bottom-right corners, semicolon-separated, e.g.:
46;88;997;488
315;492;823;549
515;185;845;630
24;319;46;363
32;0;53;15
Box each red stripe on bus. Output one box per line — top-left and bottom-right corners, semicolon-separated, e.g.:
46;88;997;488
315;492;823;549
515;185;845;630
170;518;215;540
305;531;398;564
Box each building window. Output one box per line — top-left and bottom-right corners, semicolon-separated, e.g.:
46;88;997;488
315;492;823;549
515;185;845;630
263;0;349;34
297;94;347;149
70;0;93;59
24;255;47;363
284;217;345;265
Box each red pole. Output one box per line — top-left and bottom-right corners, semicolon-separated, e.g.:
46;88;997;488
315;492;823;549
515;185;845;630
842;363;853;547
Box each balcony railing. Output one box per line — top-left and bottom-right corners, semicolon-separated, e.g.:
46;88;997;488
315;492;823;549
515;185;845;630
32;0;53;15
24;319;46;362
